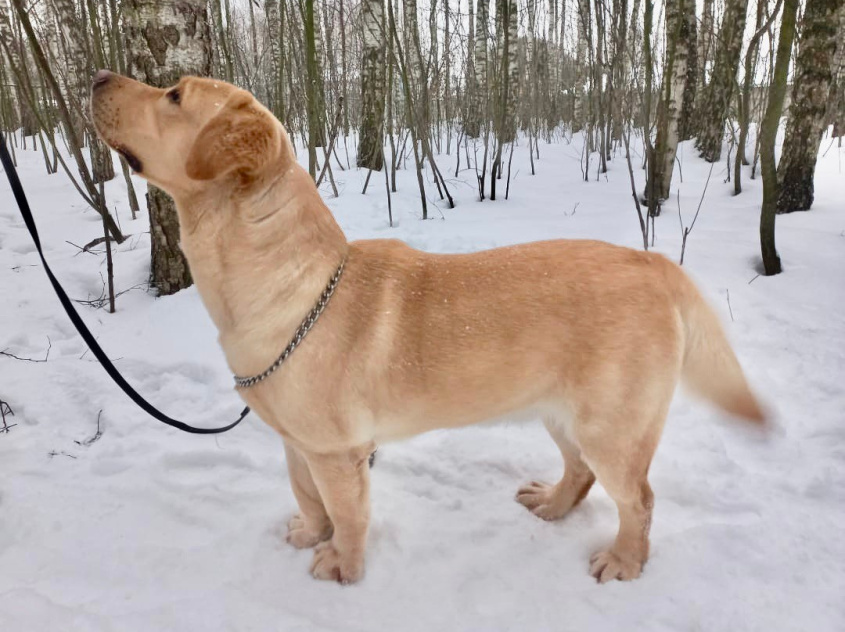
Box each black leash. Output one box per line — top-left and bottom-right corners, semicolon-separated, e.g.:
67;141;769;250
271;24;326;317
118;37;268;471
0;135;250;434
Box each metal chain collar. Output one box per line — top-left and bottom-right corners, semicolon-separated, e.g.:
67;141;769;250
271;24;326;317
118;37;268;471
233;258;346;388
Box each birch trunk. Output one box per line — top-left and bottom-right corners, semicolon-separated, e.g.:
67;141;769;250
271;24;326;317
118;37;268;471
357;0;386;171
465;0;477;137
0;0;35;137
695;0;749;162
829;8;845;135
653;0;688;201
678;0;698;141
124;0;211;295
697;0;715;93
81;0;116;183
777;0;845;212
51;0;86;149
265;0;284;120
471;0;489;139
304;0;322;178
573;0;587;134
494;0;518;145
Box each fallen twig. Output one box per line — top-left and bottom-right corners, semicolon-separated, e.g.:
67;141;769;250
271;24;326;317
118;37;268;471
1;399;16;433
75;278;148;310
1;337;51;362
48;450;77;460
75;410;104;447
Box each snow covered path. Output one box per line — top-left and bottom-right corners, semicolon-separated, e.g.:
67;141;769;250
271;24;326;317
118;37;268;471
1;133;844;631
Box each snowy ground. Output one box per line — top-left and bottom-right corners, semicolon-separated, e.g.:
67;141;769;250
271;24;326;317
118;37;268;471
1;129;844;632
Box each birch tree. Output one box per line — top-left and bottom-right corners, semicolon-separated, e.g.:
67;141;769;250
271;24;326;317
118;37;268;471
777;0;845;212
678;0;698;140
124;0;212;295
303;0;327;179
265;0;284;120
358;0;386;171
829;9;845;135
697;0;715;93
490;0;518;201
696;0;750;162
51;0;114;183
470;0;489;139
652;0;690;201
464;0;478;137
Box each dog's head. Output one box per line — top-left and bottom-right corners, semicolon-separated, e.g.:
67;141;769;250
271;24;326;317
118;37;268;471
91;71;285;197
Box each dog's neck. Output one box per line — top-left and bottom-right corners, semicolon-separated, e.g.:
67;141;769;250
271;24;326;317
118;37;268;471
174;157;348;377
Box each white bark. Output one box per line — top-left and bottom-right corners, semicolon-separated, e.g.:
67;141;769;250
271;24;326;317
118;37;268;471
123;0;211;295
358;0;386;170
124;0;212;87
657;0;690;200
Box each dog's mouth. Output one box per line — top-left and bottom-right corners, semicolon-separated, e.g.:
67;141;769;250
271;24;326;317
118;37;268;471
117;147;143;174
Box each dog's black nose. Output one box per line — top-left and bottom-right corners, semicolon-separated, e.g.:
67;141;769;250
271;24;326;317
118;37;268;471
92;69;113;89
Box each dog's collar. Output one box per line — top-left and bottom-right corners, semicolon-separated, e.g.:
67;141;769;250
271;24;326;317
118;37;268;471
233;258;346;388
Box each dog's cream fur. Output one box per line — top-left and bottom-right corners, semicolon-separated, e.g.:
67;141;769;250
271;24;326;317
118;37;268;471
92;73;765;584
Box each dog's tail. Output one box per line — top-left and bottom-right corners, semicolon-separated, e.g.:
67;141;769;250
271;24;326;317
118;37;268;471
672;263;766;425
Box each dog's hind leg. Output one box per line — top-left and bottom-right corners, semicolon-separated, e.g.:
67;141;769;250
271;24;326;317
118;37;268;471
284;442;333;549
516;416;596;521
578;399;669;583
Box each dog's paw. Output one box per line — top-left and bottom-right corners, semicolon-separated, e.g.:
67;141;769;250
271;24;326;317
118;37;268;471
286;514;332;549
515;481;570;521
310;541;364;584
589;550;643;583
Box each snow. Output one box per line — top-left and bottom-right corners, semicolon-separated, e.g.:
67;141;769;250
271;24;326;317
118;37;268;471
1;130;844;631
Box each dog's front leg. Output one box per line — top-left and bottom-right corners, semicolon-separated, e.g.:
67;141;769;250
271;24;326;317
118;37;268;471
284;442;333;548
303;443;373;584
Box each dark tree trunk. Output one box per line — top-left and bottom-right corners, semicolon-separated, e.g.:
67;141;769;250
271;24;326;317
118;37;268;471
761;0;800;275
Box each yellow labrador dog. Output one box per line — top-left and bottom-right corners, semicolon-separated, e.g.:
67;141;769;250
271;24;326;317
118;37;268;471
91;71;764;585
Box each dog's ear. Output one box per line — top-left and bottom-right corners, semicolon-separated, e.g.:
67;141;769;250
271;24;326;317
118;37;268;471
186;91;279;182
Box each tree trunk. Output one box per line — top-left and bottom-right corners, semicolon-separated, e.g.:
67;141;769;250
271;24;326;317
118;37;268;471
357;0;386;171
82;0;116;184
761;0;800;275
491;0;518;200
50;0;86;149
265;0;284;120
573;0;588;134
465;0;477;137
124;0;211;295
736;0;784;195
210;0;233;82
695;0;750;162
494;0;518;145
470;0;489;139
777;0;845;212
829;8;845;135
653;0;689;201
304;0;325;179
444;0;451;152
678;0;698;141
697;0;715;94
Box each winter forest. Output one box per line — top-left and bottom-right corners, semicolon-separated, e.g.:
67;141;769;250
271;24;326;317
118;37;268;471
1;0;844;630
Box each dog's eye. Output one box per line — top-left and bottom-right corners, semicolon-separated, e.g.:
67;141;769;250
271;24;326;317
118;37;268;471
167;89;181;105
